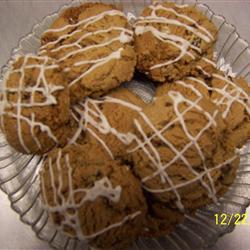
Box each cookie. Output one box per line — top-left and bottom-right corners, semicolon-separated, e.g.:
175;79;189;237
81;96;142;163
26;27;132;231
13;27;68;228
39;3;136;103
129;89;229;211
143;150;239;237
155;75;210;98
191;47;217;78
70;87;147;160
178;149;239;212
134;1;217;82
143;200;185;238
40;144;147;249
0;54;70;154
143;139;239;237
210;72;250;149
156;71;250;149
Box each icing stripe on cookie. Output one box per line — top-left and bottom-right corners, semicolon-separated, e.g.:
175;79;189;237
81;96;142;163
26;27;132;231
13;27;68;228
68;48;124;88
1;54;63;152
135;3;215;71
41;150;141;240
70;93;231;210
43;10;126;34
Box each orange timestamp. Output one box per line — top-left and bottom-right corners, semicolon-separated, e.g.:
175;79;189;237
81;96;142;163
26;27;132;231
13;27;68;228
215;213;249;226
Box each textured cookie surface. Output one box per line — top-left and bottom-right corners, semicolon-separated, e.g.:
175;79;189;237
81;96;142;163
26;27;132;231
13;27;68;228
70;87;147;160
190;47;217;78
0;54;70;154
4;1;247;244
129;89;233;210
143;201;185;237
143;146;239;237
210;73;250;149
40;3;136;103
40;144;147;250
134;1;217;82
156;71;250;149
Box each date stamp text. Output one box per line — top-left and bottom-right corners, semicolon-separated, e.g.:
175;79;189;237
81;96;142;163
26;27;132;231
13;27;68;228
215;213;249;226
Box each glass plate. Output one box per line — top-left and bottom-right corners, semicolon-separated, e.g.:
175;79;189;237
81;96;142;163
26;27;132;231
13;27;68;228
0;1;250;250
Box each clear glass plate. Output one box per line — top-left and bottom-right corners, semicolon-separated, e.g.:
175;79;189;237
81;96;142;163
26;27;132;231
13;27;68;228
0;1;250;250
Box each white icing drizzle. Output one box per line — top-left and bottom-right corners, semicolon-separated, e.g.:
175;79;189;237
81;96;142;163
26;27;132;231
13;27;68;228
175;4;189;9
136;17;211;43
71;96;141;159
185;76;250;119
41;149;141;240
149;5;214;40
68;48;124;88
68;92;234;211
201;56;217;67
43;10;126;34
143;155;237;193
134;3;214;70
40;29;82;51
131;91;220;207
16;56;29;153
135;25;197;65
152;1;189;9
161;49;249;120
57;31;131;63
195;56;216;77
81;211;141;240
196;65;211;78
0;54;64;153
73;48;124;67
40;10;133;91
49;27;133;54
68;109;85;145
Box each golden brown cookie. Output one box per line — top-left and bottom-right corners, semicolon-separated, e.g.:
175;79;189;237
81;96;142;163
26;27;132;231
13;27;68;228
142;140;239;237
155;76;210;98
134;1;217;82
143;150;239;237
143;201;185;238
177;149;239;212
210;72;250;149
129;89;229;211
191;48;217;78
39;3;136;103
156;71;250;149
0;54;70;154
40;144;147;250
70;87;147;160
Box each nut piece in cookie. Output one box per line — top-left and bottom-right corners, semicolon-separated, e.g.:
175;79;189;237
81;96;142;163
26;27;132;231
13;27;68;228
134;1;217;82
40;144;147;250
129;90;230;211
40;3;136;103
0;54;70;154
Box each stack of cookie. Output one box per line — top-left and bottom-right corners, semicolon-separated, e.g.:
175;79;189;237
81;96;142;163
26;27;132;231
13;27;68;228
0;2;249;250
